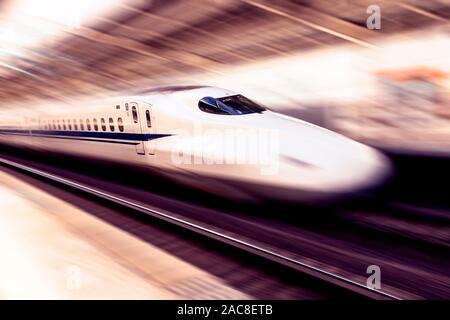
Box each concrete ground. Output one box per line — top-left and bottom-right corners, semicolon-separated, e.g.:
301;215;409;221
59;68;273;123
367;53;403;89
0;170;249;299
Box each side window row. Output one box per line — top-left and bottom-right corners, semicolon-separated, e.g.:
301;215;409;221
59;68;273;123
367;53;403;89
42;118;125;132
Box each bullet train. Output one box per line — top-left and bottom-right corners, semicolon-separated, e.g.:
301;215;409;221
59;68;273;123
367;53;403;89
0;86;391;203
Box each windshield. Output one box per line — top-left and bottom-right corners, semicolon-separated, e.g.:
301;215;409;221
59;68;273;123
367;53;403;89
198;95;266;115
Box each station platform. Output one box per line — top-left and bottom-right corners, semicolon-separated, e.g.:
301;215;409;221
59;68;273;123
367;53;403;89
0;169;249;299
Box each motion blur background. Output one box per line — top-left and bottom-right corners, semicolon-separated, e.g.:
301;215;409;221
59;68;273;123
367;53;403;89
0;0;449;300
0;0;449;155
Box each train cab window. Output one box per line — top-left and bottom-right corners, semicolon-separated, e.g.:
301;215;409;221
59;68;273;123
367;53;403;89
80;119;84;131
145;110;151;127
109;118;115;132
131;106;138;123
73;119;78;131
68;120;72;130
62;120;67;130
198;95;266;115
118;118;124;132
93;119;98;131
86;119;91;131
101;118;106;131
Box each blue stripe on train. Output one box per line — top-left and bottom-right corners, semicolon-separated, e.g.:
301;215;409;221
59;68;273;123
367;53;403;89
0;129;173;145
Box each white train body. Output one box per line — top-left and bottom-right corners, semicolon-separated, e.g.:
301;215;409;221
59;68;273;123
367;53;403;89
0;86;390;202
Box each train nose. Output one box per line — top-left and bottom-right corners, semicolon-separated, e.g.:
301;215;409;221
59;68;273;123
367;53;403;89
275;127;391;195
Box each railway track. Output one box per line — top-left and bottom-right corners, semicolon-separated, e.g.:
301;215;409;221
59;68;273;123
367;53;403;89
2;148;450;299
0;155;400;300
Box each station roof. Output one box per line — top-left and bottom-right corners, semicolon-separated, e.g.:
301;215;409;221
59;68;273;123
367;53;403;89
0;0;447;103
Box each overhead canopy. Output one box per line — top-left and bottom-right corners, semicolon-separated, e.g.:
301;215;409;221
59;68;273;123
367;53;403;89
0;0;447;103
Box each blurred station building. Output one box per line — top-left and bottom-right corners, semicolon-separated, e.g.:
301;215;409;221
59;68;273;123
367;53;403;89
0;0;449;154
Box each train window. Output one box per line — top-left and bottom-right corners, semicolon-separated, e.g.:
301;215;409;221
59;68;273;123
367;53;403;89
57;120;61;130
93;119;98;131
62;120;67;130
145;110;151;127
198;95;266;115
109;118;115;132
86;119;91;131
118;118;124;132
53;120;56;130
131;106;138;123
73;119;78;131
101;118;106;131
198;97;229;115
80;119;84;131
68;120;72;130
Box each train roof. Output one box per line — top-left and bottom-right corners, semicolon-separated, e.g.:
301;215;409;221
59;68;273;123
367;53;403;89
136;85;211;95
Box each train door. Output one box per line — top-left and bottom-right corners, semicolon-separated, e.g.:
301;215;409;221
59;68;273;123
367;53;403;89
143;104;155;155
129;102;145;155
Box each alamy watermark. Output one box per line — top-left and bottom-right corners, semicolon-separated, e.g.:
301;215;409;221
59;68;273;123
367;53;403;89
366;265;381;290
170;122;280;175
66;265;82;290
366;5;381;30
